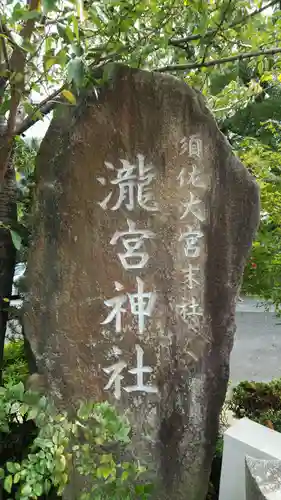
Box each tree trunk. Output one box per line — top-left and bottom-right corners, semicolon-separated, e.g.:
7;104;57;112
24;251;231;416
0;142;16;500
0;147;17;385
23;326;38;374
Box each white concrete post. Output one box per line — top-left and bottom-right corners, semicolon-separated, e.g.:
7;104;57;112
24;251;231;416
219;418;281;500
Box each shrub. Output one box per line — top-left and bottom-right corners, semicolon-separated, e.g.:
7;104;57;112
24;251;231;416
257;409;281;433
0;382;152;500
227;379;281;431
2;340;29;387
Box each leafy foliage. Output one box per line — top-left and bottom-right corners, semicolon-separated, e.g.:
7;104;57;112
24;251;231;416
235;130;281;313
2;0;281;137
2;340;29;387
13;137;38;255
227;378;281;432
0;384;151;499
224;85;281;145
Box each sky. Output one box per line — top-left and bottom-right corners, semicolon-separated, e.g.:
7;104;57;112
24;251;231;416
24;114;52;142
23;89;54;142
24;88;53;140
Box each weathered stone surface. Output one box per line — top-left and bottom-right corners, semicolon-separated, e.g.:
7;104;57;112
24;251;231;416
24;64;259;500
245;455;281;500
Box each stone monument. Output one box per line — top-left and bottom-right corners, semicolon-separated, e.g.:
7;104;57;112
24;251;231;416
24;64;259;500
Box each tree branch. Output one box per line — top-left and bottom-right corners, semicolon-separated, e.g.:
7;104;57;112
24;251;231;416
0;20;10;70
0;21;20;51
0;0;40;185
15;85;66;136
15;57;115;136
155;46;281;72
0;20;10;108
7;0;40;138
200;0;233;67
169;0;279;47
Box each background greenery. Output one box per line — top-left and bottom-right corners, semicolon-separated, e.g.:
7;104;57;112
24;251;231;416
2;340;29;387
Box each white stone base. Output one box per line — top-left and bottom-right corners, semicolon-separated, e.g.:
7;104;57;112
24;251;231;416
219;418;281;500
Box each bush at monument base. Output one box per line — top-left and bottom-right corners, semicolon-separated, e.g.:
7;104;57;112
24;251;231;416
228;378;281;431
0;341;219;500
4;345;281;500
5;376;281;500
0;385;152;500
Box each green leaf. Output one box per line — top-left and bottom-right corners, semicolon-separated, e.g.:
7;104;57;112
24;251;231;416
0;422;10;433
62;90;76;105
55;455;66;472
22;10;41;21
0;468;5;479
257;59;264;76
71;44;83;57
100;454;112;464
44;478;51;493
135;483;154;495
13;472;21;484
34;483;43;496
27;406;39;420
21;483;32;496
0;387;6;396
45;37;53;53
0;98;11;115
42;0;57;12
4;475;13;494
76;0;84;21
9;382;25;400
72;15;79;40
55;49;68;65
10;230;22;250
67;57;84;87
13;73;24;83
19;403;29;417
44;57;56;71
6;462;16;473
65;25;74;42
121;471;129;482
10;402;21;414
12;4;27;22
23;101;35;116
97;466;112;479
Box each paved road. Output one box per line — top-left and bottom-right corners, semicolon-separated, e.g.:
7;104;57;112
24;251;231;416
230;298;281;384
